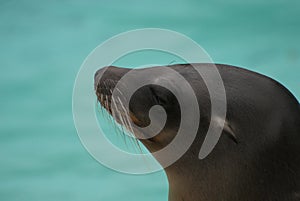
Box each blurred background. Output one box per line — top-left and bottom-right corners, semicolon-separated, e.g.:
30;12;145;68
0;0;299;200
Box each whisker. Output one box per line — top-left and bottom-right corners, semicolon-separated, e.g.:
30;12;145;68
115;87;125;97
111;95;127;144
168;60;177;65
116;97;141;153
117;97;134;136
100;94;103;103
104;95;107;110
97;81;145;155
117;96;144;154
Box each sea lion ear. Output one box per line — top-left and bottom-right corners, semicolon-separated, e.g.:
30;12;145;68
223;121;238;144
199;117;238;159
149;85;169;105
213;117;238;144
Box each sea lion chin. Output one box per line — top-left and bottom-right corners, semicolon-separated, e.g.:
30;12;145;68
94;63;300;201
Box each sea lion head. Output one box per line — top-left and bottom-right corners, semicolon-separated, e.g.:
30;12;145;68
94;66;182;152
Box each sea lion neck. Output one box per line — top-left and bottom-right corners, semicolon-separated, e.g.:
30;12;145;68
162;137;241;201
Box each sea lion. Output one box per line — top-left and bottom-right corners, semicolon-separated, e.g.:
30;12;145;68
94;63;300;201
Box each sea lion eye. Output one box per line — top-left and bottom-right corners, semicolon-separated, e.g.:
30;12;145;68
149;86;161;104
149;86;166;105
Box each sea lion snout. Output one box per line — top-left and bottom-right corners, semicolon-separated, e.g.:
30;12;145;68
94;66;127;95
94;66;129;90
94;66;131;115
94;67;114;113
94;66;112;91
94;67;106;86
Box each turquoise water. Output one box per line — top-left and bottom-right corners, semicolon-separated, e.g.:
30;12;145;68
1;0;299;200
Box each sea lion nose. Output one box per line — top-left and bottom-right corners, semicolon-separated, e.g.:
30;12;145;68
94;67;109;90
94;67;108;81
